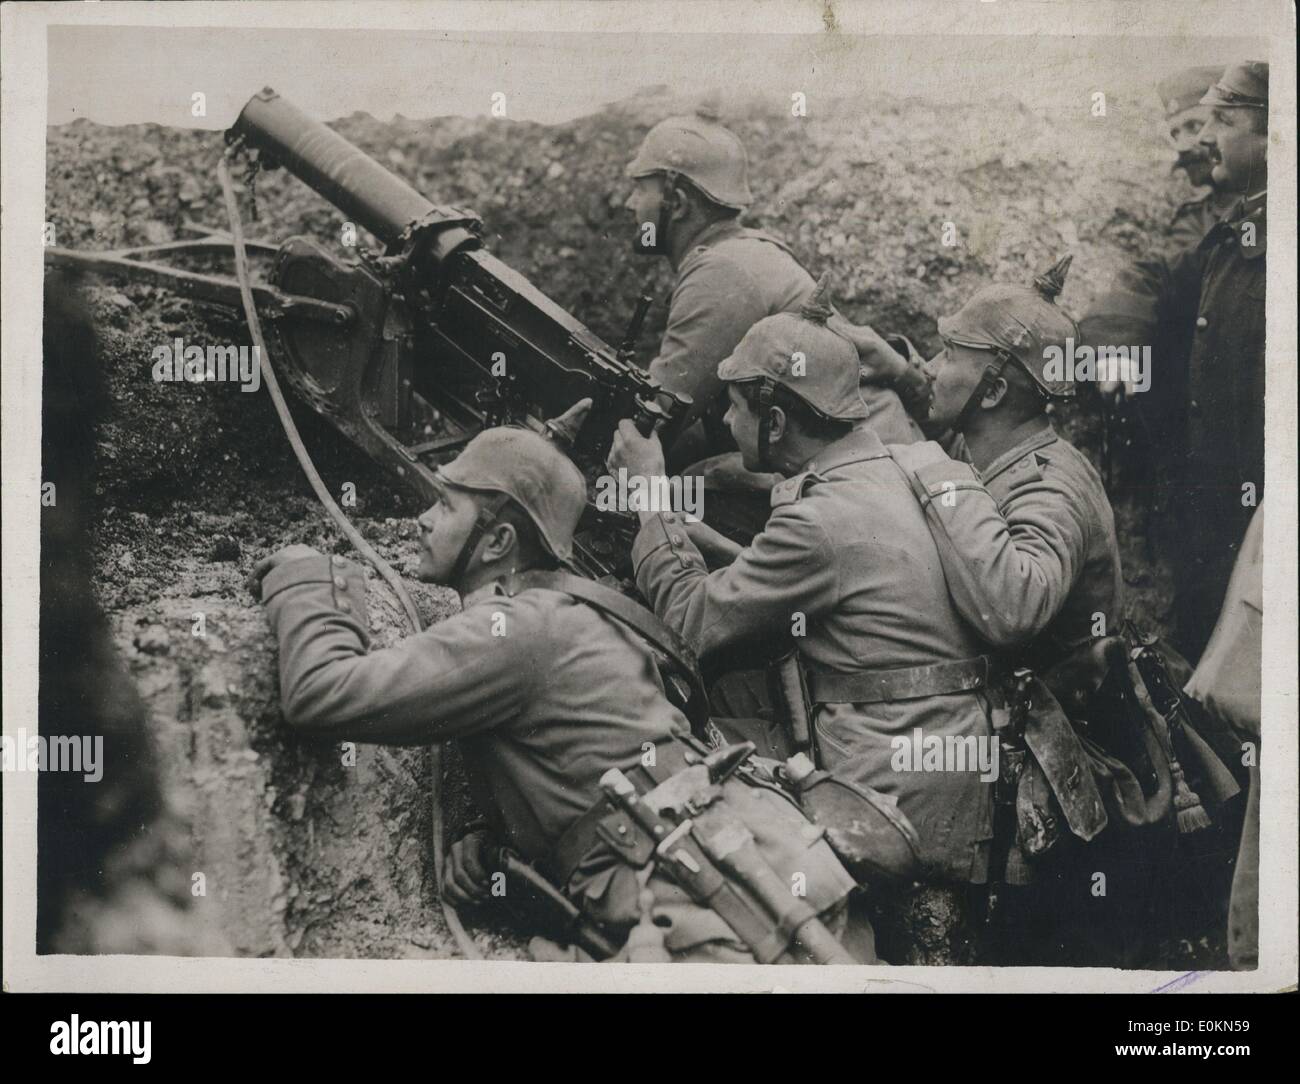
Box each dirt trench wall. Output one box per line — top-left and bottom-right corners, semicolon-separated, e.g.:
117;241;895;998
101;504;523;959
47;88;1190;958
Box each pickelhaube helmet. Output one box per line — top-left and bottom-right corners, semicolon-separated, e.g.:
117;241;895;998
625;102;754;210
937;256;1080;399
717;273;869;420
435;427;587;562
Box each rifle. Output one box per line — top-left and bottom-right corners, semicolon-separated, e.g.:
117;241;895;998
494;846;620;960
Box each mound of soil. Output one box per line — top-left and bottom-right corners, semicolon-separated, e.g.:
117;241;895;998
44;86;1201;962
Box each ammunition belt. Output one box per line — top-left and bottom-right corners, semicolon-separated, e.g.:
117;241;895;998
807;654;995;705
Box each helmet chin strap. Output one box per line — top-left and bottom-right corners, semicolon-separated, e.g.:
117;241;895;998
448;492;512;590
951;351;1012;435
649;170;680;257
755;378;777;472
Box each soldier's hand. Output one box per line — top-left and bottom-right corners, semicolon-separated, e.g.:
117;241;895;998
443;829;494;907
683;519;744;567
247;544;325;597
545;397;594;449
893;352;937;419
608;418;666;479
827;314;910;384
1098;377;1138;403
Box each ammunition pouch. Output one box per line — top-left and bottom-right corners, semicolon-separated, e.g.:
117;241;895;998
555;738;862;962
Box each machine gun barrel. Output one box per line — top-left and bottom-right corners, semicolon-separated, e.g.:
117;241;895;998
227;87;479;261
216;87;694;580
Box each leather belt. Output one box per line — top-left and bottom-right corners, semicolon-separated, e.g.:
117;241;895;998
807;655;995;705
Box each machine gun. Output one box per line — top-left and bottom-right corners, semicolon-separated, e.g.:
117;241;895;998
44;87;690;580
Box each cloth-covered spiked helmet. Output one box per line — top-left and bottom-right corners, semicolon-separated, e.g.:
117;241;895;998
625;104;754;210
937;256;1080;399
435;427;587;563
717;273;869;421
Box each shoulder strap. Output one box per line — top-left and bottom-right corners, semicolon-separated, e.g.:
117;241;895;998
708;223;816;282
510;570;712;733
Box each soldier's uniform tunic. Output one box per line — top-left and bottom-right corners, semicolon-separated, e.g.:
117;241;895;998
892;423;1124;670
651;218;920;467
1168;187;1240;250
632;426;996;885
1080;187;1237;464
262;553;861;960
894;425;1144;966
261;555;686;867
1084;192;1265;657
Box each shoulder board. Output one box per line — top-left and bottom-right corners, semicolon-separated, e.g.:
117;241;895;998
678;240;745;281
888;440;982;506
715;226;805;266
984;449;1046;504
770;470;821;508
887;438;952;476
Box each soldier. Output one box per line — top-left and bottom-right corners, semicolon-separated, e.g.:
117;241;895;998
608;279;998;963
1082;61;1269;661
623;105;919;537
891;262;1244;966
1079;66;1233;507
251;426;869;963
891;257;1124;672
1185;504;1262;971
888;262;1132;965
1160;66;1239;247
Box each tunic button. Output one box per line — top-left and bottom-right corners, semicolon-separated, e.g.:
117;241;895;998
334;576;347;590
338;599;352;613
1196;316;1208;329
670;534;683;546
662;513;675;523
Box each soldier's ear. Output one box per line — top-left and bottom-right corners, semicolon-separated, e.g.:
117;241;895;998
663;180;691;221
767;404;788;442
480;521;519;566
982;376;1010;409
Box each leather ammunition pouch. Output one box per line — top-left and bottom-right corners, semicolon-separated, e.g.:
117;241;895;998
554;737;861;962
548;736;699;887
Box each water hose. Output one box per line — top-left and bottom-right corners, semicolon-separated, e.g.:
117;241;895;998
218;151;481;960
